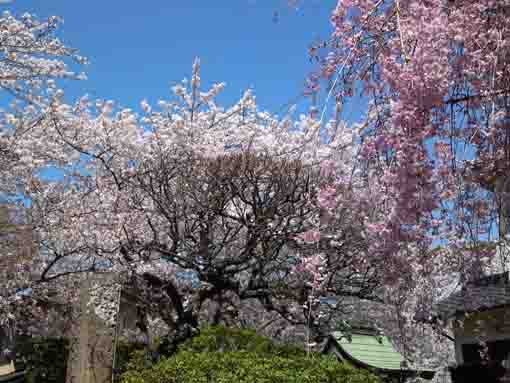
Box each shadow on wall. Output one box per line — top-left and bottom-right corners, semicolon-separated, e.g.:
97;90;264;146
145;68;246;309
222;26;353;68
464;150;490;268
449;362;507;383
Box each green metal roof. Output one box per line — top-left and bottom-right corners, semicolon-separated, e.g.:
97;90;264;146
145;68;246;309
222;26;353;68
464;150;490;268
331;331;405;371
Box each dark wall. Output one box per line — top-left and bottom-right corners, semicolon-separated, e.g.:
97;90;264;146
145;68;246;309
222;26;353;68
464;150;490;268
450;363;507;383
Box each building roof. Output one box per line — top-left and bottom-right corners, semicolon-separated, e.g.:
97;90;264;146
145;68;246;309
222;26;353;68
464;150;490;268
434;272;510;318
328;330;405;371
323;330;436;380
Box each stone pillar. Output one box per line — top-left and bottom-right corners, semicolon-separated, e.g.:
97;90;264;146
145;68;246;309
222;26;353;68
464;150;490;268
66;274;121;383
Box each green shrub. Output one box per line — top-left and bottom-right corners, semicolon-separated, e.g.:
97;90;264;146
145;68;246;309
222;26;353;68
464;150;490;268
121;351;381;383
15;336;69;383
120;327;382;383
114;342;148;381
177;326;307;358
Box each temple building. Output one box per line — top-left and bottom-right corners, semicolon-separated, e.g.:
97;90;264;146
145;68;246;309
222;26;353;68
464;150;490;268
433;271;510;383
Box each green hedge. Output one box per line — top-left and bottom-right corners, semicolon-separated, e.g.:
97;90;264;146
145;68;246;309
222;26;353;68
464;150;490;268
120;327;382;383
114;342;149;382
121;350;381;383
15;337;69;383
177;326;307;357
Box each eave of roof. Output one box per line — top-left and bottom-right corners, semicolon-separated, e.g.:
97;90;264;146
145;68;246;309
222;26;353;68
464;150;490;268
324;332;435;379
434;284;510;319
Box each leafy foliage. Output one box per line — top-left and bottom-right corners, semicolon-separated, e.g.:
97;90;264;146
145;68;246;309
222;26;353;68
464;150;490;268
121;351;381;383
120;327;382;383
114;341;148;380
15;337;69;383
177;326;307;357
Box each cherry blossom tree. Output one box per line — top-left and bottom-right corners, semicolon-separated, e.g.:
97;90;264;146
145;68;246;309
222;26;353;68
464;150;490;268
0;54;388;356
309;0;510;266
0;11;85;351
0;10;85;195
300;0;510;375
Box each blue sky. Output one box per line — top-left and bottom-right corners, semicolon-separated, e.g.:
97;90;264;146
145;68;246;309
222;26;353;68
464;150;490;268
8;0;343;117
